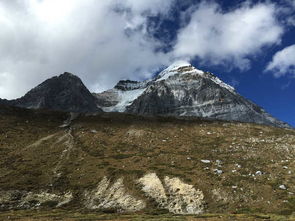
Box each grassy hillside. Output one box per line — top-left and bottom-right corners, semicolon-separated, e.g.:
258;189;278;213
0;105;294;218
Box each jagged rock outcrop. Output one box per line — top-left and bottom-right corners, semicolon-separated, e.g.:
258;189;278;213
114;80;148;91
96;61;290;128
11;72;102;113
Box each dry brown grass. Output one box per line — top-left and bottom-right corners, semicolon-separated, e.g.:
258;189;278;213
0;210;294;221
0;106;294;215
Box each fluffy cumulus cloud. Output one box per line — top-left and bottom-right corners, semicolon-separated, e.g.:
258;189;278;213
173;2;283;70
0;0;290;99
0;0;175;99
265;45;295;77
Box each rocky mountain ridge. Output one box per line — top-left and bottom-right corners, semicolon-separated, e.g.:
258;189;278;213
0;62;291;128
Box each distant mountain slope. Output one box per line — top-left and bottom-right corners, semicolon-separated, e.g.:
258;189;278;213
96;62;290;128
11;72;102;113
0;98;9;105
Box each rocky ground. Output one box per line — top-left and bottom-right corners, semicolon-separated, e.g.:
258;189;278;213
0;105;294;219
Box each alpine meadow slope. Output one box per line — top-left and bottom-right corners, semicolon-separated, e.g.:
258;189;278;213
0;106;294;216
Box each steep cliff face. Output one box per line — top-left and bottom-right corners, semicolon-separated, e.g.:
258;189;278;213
11;72;102;113
96;62;290;128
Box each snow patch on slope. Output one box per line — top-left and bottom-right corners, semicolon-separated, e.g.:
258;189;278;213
102;88;146;112
208;75;235;93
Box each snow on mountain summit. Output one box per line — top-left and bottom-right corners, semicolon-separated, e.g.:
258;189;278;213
156;61;204;82
165;60;192;71
156;61;235;93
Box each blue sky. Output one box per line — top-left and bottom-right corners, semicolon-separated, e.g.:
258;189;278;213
0;0;294;126
150;0;295;126
196;0;295;127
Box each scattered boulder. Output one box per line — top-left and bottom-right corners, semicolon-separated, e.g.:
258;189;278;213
213;169;223;175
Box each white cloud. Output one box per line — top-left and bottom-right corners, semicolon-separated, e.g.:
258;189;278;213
286;0;295;26
0;0;175;99
173;2;284;70
0;0;289;99
265;44;295;77
123;0;174;15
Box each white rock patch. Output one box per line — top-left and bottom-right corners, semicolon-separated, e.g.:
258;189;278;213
84;177;145;212
137;173;167;206
21;192;73;208
164;176;204;214
138;173;204;214
0;190;73;209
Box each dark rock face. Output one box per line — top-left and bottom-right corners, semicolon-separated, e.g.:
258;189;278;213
127;65;290;128
114;80;147;91
0;98;9;105
11;72;102;113
93;90;120;108
126;75;288;128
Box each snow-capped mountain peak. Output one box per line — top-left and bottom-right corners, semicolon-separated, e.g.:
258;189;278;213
164;60;192;71
156;61;204;82
156;61;235;93
95;62;238;113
